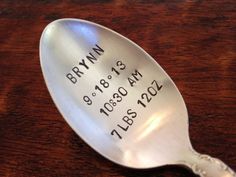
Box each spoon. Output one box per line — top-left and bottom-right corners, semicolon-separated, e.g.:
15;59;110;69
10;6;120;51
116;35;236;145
40;18;235;177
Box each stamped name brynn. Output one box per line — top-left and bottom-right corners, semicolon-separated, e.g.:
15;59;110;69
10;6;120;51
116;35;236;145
66;44;104;84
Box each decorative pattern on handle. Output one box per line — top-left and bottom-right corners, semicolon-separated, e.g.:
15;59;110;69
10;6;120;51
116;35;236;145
180;149;236;177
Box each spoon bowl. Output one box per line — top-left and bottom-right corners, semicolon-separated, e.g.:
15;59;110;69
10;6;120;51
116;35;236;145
40;19;235;177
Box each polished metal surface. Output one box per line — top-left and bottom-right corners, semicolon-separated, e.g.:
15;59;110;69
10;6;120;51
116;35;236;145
40;19;235;176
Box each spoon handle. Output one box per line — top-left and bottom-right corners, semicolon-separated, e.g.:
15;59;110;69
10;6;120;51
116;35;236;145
179;149;235;177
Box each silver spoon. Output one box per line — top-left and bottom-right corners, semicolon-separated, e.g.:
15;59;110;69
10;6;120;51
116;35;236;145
40;18;235;177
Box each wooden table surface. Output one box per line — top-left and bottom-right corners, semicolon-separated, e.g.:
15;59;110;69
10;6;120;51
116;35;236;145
0;0;235;176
